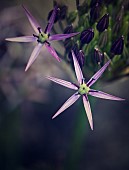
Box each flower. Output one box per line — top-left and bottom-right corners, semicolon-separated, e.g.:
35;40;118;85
5;5;80;71
46;51;124;130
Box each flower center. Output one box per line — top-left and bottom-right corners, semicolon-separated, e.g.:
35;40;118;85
38;32;49;43
78;83;90;95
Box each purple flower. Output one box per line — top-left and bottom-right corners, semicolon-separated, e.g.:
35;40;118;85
46;51;124;130
5;5;80;71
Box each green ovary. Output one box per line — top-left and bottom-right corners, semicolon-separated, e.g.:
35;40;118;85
78;83;90;95
38;32;48;43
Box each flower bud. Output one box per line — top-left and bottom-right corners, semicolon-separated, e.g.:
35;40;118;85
96;14;109;32
47;5;67;23
94;48;104;65
110;36;124;55
90;0;102;8
59;5;68;20
68;43;79;60
90;3;100;23
80;29;94;44
64;25;74;51
64;25;74;34
77;50;85;68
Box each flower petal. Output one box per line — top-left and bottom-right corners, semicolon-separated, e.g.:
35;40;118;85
52;92;80;119
49;32;80;41
89;89;125;101
45;6;57;34
45;43;61;62
5;36;36;42
46;76;78;90
83;95;93;130
71;50;84;85
25;43;42;71
87;60;111;87
22;5;42;34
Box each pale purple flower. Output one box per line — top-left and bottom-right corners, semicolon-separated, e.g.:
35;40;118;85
46;51;125;130
5;5;80;71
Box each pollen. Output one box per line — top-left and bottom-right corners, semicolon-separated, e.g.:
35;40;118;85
78;83;90;95
38;32;49;43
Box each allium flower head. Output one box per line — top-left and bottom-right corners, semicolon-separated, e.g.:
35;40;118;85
46;51;124;130
5;5;80;71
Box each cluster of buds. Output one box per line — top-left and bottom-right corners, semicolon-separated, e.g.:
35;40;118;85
60;0;128;81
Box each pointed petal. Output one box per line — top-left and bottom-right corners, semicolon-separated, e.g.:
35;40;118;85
52;92;80;119
46;76;78;90
25;43;42;71
89;89;125;101
49;32;80;41
22;5;42;34
87;60;111;87
45;6;57;34
5;36;36;42
83;95;93;130
45;43;61;62
72;50;84;85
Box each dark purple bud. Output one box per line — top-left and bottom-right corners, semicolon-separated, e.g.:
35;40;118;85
63;25;74;34
96;14;109;32
94;48;104;65
59;5;68;20
80;28;94;44
68;43;79;60
90;3;100;23
90;0;102;8
64;25;74;51
47;5;67;23
110;36;124;55
77;50;85;68
64;39;73;51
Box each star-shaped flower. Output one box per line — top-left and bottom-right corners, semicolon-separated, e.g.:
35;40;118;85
5;6;80;71
46;50;125;130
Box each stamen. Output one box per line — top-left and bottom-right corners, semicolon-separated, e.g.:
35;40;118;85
45;41;50;46
44;24;49;34
81;78;85;84
33;34;38;38
38;27;41;33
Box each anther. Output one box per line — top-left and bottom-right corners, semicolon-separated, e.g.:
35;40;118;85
33;34;38;38
38;27;41;33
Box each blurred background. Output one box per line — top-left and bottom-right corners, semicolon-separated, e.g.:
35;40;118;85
0;0;129;170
